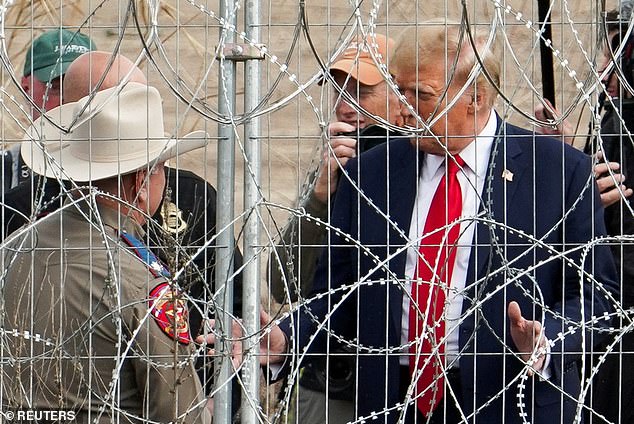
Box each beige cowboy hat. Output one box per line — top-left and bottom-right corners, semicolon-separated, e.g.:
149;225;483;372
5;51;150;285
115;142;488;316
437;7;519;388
21;81;208;181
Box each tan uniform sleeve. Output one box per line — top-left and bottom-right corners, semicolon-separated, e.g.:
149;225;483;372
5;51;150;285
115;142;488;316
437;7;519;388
121;265;211;423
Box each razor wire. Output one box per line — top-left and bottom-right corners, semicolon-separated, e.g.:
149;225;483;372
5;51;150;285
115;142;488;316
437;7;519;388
0;0;630;423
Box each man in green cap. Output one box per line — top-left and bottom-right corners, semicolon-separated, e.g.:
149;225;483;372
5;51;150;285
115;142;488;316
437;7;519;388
21;28;95;119
2;29;96;191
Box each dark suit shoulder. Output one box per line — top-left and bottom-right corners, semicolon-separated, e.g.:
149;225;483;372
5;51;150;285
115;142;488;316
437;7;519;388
165;167;217;197
357;136;412;160
348;136;413;174
502;122;590;166
3;181;33;215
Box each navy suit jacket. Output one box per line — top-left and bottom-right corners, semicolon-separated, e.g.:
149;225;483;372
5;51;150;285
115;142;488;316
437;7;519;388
281;120;618;423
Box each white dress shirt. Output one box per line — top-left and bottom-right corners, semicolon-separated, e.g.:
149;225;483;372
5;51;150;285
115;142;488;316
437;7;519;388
400;111;497;366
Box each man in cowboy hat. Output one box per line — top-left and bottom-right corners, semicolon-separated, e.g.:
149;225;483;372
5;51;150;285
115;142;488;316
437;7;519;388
1;82;212;423
4;48;244;414
8;49;244;329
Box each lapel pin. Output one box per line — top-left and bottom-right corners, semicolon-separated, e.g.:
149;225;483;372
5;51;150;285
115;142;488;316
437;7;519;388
502;169;514;182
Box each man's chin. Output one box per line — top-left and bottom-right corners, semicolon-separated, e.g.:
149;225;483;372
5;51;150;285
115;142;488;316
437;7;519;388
410;134;474;156
409;134;444;154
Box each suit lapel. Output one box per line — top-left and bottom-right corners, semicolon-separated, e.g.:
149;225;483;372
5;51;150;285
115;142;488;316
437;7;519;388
469;122;528;297
386;139;419;334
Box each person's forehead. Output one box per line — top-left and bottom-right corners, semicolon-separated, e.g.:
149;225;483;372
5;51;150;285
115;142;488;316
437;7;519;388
395;62;449;85
394;66;429;85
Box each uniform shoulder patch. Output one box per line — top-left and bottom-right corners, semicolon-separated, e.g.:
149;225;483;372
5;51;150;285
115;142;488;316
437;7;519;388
149;283;191;345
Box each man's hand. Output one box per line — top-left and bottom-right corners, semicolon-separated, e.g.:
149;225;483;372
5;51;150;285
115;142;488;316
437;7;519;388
534;99;575;145
313;122;357;203
196;318;244;370
258;309;288;365
508;301;547;376
594;152;633;207
196;310;289;368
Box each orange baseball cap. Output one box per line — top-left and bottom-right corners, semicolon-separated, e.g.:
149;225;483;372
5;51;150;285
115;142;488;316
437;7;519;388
328;34;393;86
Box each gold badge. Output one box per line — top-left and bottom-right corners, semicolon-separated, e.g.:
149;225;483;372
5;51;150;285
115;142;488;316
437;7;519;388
161;201;188;235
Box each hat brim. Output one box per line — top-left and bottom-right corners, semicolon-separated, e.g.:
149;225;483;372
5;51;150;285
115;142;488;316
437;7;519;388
21;101;77;176
32;60;72;83
22;105;208;182
328;59;384;86
156;130;208;164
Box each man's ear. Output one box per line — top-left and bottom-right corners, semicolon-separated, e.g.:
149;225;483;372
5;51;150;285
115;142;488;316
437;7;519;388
134;169;149;203
467;91;485;114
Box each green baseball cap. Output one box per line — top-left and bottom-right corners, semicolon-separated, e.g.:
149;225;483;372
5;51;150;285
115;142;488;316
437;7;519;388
23;29;96;82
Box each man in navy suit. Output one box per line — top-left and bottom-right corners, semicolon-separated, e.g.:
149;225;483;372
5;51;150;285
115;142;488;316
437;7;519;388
264;22;619;423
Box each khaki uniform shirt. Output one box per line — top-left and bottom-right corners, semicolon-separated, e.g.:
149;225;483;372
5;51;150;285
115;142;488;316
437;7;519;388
2;196;211;423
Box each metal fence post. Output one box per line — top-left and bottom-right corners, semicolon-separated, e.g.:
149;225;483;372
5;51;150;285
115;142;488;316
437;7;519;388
214;0;237;421
242;0;263;419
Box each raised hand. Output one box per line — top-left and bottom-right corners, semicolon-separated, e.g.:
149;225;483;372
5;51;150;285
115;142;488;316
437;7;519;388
508;301;548;376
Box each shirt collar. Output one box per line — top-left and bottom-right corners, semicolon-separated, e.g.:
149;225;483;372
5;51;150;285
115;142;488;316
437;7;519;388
99;203;146;239
459;111;497;178
421;111;497;180
69;193;147;239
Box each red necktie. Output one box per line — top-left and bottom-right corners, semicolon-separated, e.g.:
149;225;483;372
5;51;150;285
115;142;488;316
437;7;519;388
409;155;465;416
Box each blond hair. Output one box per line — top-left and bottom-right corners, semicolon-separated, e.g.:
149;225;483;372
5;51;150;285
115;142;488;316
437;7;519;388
391;20;500;107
